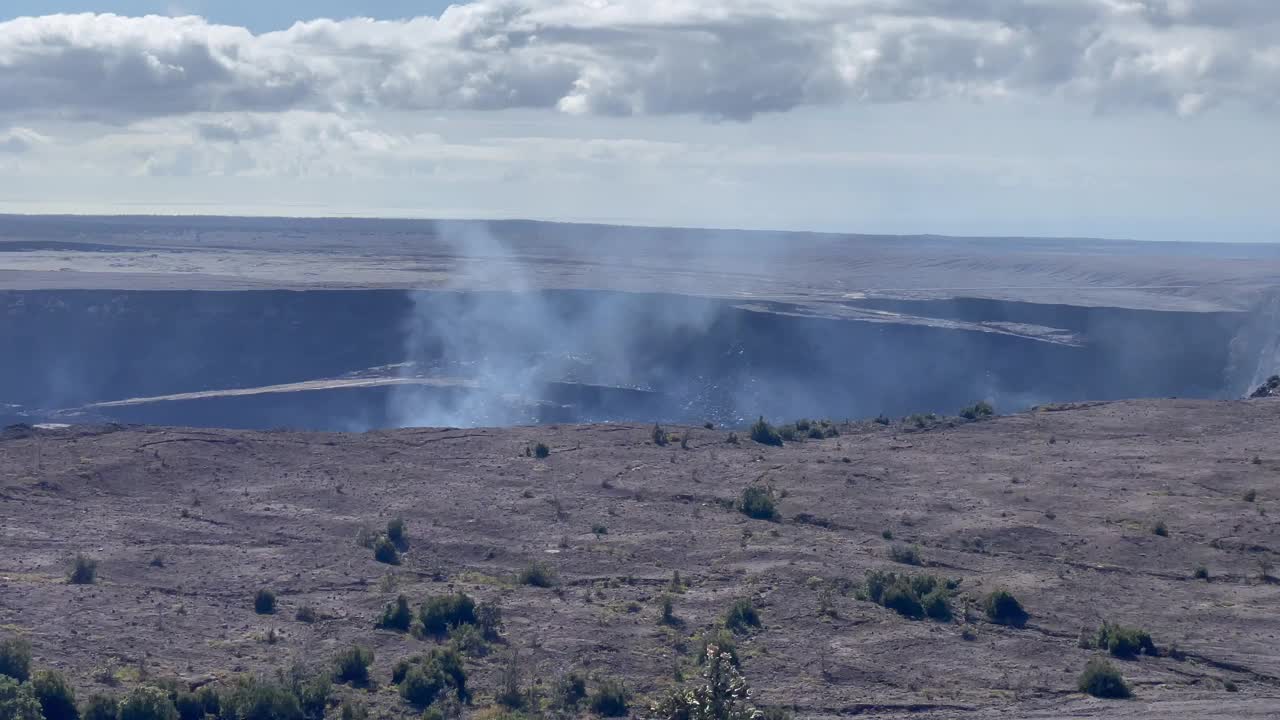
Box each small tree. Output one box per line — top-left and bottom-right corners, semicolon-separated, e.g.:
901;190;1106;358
653;424;670;446
31;670;77;720
0;637;32;682
0;676;42;720
651;644;761;720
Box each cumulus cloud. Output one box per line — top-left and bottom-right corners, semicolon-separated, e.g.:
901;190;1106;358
0;1;1276;122
0;127;49;153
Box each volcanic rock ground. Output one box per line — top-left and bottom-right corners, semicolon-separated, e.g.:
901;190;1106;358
3;399;1280;719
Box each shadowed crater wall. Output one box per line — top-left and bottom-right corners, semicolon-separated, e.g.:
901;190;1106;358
0;289;1247;430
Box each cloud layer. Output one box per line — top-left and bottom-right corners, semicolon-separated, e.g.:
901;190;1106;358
0;0;1277;123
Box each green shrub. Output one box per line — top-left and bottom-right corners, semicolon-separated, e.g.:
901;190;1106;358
332;646;373;686
0;636;32;682
447;624;489;658
695;629;739;667
378;595;414;632
1078;658;1130;699
959;401;994;420
749;418;782;447
659;595;676;625
534;443;551;459
394;649;467;707
194;687;219;718
69;554;98;585
888;543;923;566
419;593;476;636
874;414;891;426
1152;520;1168;537
983;589;1028;627
724;599;761;633
387;518;408;549
476;601;503;640
81;694;119;720
863;570;952;622
738;485;778;521
373;536;401;565
254;589;276;615
173;692;204;720
284;666;331;720
518;562;557;588
1243;489;1258;503
588;679;628;718
552;672;587;712
295;605;318;623
1095;623;1156;659
119;686;178;720
1193;565;1210;581
31;670;77;720
652;424;669;446
220;675;304;720
0;676;42;720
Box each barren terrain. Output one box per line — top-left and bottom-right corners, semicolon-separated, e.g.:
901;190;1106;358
4;399;1280;718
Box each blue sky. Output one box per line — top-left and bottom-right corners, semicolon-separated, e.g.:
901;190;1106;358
1;2;454;31
0;1;1277;242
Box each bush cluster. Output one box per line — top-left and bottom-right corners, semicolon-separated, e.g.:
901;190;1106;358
1093;623;1156;659
862;570;954;621
749;417;783;446
723;599;761;633
392;648;468;708
959;401;995;420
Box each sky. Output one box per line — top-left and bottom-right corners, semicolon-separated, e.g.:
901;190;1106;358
0;1;1277;242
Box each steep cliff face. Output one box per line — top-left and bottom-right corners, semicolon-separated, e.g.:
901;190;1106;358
0;289;1251;430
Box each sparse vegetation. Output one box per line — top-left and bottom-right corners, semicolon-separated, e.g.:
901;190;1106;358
378;594;414;632
534;443;550;459
118;686;178;720
983;589;1028;627
653;424;669;446
0;637;32;682
69;554;98;585
254;589;276;615
1152;519;1168;537
888;543;924;566
81;694;119;720
959;401;995;420
588;679;629;717
738;485;778;521
1094;622;1156;659
723;599;761;633
874;414;891;426
551;672;588;713
332;645;374;685
1244;489;1257;503
725;432;739;445
519;562;557;588
659;595;677;625
387;518;407;549
1078;658;1131;699
1194;565;1210;581
862;570;953;621
749;417;783;447
373;535;401;565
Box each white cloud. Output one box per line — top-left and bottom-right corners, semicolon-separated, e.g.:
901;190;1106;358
0;126;49;153
0;1;1276;124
